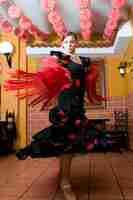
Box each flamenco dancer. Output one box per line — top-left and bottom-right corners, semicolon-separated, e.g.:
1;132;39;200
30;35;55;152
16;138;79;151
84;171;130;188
4;32;112;200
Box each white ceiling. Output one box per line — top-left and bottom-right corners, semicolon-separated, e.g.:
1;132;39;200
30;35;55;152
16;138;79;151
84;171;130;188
0;0;133;34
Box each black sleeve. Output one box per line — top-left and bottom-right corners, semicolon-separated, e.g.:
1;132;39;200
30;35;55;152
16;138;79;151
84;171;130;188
50;51;63;60
50;51;70;67
80;57;91;69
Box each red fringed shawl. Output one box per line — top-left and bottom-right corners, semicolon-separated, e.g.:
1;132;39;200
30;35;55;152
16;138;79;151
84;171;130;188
3;56;105;109
4;56;71;108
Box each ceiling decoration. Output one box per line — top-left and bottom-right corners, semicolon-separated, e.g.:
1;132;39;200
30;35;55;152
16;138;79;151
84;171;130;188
79;0;92;40
46;0;67;39
103;0;127;38
0;0;132;47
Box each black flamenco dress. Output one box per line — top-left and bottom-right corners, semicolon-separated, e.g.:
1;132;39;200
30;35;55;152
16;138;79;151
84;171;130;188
4;51;112;159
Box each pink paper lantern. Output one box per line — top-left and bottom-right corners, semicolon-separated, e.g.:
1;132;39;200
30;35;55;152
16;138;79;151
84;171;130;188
106;19;118;30
104;30;113;38
0;21;13;33
45;0;67;38
80;11;92;21
79;0;92;40
80;21;87;29
30;25;49;39
40;0;48;9
15;27;25;38
80;0;89;7
86;21;92;29
85;10;92;18
48;0;56;8
19;16;32;30
48;11;67;38
55;25;64;33
29;25;38;34
80;10;88;16
82;31;91;40
8;5;22;19
21;32;29;40
80;14;87;21
80;21;92;31
48;11;57;22
54;15;62;23
112;0;127;8
108;9;120;20
0;0;7;4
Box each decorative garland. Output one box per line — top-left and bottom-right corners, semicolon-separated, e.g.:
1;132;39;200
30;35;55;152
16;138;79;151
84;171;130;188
103;0;127;39
41;0;93;40
8;5;22;19
0;0;48;41
0;0;129;43
47;0;67;39
0;0;7;3
79;0;92;40
0;15;13;33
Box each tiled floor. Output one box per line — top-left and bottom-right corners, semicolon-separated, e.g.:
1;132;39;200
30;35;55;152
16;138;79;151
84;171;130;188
0;152;133;200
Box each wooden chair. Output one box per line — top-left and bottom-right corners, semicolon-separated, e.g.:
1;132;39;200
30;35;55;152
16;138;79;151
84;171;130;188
0;110;16;154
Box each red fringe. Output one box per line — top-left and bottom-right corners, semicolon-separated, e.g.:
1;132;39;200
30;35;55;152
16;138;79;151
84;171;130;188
3;57;106;108
3;56;71;108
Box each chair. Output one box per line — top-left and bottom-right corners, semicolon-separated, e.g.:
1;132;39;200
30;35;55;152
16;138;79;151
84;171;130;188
108;109;128;152
0;110;16;155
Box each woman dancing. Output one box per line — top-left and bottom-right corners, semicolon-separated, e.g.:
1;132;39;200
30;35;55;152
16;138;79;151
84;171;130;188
4;32;111;200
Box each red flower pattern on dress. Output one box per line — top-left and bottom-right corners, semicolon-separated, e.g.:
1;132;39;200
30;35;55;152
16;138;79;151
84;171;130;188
75;79;80;87
68;133;77;140
85;143;94;151
75;119;81;126
58;111;65;118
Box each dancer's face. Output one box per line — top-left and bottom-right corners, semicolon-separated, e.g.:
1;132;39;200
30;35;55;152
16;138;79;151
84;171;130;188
62;35;77;54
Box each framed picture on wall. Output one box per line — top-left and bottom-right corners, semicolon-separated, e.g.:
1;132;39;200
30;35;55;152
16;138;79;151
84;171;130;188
84;59;106;110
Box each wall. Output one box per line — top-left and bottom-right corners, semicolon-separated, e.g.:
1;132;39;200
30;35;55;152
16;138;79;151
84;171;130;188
27;54;128;137
123;12;133;150
27;56;50;140
126;37;133;150
105;54;128;111
0;31;132;148
0;33;27;148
